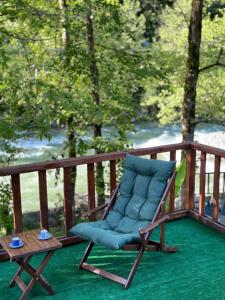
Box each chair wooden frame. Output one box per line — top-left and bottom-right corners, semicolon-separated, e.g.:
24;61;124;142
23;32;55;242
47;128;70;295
79;170;177;289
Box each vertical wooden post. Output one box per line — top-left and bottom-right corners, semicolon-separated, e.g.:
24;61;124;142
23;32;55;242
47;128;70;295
11;174;23;233
212;156;221;221
87;163;95;221
151;153;157;159
184;148;196;210
199;151;206;216
169;151;176;212
207;173;210;194
38;170;49;230
110;160;117;197
63;167;74;235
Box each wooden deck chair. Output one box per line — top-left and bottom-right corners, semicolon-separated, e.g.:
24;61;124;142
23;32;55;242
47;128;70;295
70;154;177;289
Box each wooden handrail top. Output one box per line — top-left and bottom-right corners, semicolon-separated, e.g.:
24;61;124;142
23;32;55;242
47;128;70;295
191;142;225;158
0;141;224;177
0;142;189;176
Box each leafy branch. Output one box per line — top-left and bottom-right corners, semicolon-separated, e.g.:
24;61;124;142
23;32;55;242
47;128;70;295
199;48;225;73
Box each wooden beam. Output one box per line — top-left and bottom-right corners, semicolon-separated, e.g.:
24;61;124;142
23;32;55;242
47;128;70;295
0;142;190;176
190;210;225;234
38;170;49;230
169;150;176;212
199;151;206;216
110;160;117;196
87;163;95;221
191;142;225;159
63;167;74;235
168;209;189;220
212;156;221;221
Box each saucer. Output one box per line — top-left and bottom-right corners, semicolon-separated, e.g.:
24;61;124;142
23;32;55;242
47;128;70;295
37;233;52;240
9;240;24;249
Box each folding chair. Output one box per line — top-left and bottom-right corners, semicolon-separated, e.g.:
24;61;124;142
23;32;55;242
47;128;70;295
70;154;177;288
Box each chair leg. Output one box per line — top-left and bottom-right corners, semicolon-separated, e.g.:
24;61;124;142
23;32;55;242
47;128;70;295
125;247;144;289
79;242;94;269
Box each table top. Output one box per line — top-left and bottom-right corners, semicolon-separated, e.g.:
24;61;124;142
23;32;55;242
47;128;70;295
0;230;62;260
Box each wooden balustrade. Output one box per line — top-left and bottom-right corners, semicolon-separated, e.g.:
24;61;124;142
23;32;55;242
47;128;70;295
1;140;225;261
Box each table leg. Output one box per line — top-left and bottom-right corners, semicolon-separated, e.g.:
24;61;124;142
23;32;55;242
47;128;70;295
16;251;55;299
9;256;32;288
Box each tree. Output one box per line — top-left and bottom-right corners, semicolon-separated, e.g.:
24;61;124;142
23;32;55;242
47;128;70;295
0;0;154;208
182;0;203;142
141;0;225;136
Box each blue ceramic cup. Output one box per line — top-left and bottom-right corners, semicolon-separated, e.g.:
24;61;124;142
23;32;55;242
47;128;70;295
12;237;20;247
40;229;48;239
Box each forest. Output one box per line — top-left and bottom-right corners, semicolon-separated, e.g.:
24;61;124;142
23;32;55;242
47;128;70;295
0;0;225;232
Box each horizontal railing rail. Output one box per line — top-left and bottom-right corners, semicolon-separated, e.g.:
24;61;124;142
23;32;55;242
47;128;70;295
0;142;189;176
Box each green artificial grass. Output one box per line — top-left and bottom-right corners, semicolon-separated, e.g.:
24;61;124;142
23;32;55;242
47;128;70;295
1;218;225;300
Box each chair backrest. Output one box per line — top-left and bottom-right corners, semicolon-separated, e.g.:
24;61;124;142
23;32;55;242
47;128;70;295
105;154;176;234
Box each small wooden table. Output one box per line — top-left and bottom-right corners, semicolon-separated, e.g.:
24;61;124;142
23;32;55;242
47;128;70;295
0;230;62;300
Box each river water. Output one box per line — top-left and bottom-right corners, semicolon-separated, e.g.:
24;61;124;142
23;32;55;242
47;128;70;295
16;122;225;169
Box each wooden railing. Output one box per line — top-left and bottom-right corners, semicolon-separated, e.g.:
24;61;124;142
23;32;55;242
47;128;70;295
195;172;225;195
190;142;225;232
0;141;225;259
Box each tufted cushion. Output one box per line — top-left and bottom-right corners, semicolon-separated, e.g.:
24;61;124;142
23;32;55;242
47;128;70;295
70;154;175;249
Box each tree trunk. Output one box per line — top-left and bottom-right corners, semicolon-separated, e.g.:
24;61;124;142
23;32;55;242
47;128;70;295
59;0;76;210
86;13;105;206
182;0;203;142
67;117;77;204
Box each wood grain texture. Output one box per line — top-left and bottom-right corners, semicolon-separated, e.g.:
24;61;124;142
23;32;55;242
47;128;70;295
110;160;117;196
169;150;176;212
0;142;190;176
0;230;62;260
38;170;49;230
87;163;95;221
63;167;74;235
212;156;221;221
199;151;206;216
184;149;196;210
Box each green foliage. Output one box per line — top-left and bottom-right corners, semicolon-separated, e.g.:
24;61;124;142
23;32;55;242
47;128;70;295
175;159;186;199
0;182;13;235
141;0;225;126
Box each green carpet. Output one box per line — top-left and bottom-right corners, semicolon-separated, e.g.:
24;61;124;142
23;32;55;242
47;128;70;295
1;218;225;300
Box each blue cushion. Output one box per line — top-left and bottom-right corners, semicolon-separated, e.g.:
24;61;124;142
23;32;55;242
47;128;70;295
70;154;175;249
70;221;140;250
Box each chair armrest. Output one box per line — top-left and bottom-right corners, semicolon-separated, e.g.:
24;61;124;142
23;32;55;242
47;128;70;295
84;202;109;218
139;215;169;236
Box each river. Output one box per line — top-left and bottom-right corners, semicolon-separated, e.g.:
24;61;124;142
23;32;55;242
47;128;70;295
16;122;225;169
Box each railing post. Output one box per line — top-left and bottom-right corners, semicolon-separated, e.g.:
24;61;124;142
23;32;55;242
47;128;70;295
63;167;74;235
169;150;176;212
38;170;49;230
11;174;23;233
199;152;206;216
110;160;117;197
87;163;95;221
184;147;196;210
212;156;221;221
